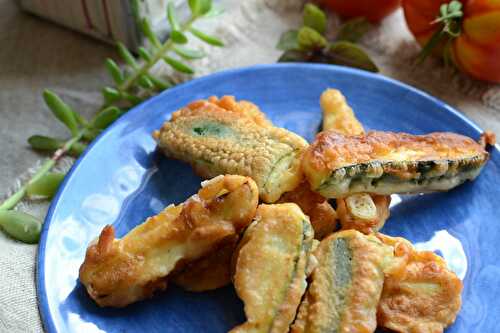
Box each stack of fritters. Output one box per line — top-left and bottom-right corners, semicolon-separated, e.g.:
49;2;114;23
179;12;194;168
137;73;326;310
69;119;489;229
79;91;491;332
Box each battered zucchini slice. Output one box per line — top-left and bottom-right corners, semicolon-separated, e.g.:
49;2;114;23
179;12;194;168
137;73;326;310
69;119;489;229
376;234;463;333
154;97;308;203
79;175;258;307
291;230;396;333
230;203;315;333
303;131;489;198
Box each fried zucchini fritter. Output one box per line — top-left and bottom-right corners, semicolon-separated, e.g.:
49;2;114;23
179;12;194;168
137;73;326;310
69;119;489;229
278;182;337;240
79;175;258;307
320;88;391;234
171;235;238;292
154;96;308;203
303;131;489;198
320;88;364;136
376;234;463;333
291;230;396;333
230;203;315;333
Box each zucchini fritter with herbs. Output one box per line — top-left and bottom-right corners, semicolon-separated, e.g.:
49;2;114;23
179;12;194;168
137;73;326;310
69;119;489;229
320;88;391;234
79;175;258;307
303;131;489;198
291;229;397;333
154;96;308;203
377;234;463;333
230;203;316;333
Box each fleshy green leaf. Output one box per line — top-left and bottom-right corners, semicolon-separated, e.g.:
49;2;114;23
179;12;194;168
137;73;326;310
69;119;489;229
138;75;154;89
102;87;121;104
69;142;88;156
43;90;79;137
117;42;138;68
298;26;327;51
71;110;87;126
28;135;63;151
0;210;41;244
173;46;206;59
204;5;224;18
188;0;212;16
303;3;327;34
82;128;100;141
138;47;152;62
170;30;188;44
92;106;123;129
26;172;65;198
167;2;180;30
336;18;372;43
278;50;313;62
276;30;300;51
141;18;162;48
163;56;194;74
324;41;378;72
105;59;125;85
189;27;224;46
147;75;173;90
123;93;144;105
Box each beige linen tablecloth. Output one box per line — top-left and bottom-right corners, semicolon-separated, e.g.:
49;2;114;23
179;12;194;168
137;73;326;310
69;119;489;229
0;0;498;332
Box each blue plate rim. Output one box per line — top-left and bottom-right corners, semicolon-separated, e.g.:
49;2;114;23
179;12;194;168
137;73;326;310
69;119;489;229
36;63;499;333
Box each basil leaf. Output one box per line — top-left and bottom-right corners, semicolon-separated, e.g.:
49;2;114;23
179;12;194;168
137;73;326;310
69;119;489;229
278;50;313;63
26;172;65;198
303;3;327;34
336;18;372;43
276;30;300;51
298;26;327;51
325;41;379;72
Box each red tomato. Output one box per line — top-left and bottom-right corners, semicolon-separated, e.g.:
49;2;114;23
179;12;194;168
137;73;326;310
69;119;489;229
321;0;401;22
403;0;500;83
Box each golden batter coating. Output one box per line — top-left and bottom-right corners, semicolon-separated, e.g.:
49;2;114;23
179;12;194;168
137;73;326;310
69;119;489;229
230;203;315;333
154;96;308;203
79;175;258;307
376;234;463;333
320;88;364;136
278;182;337;240
291;230;396;333
337;194;391;234
320;88;391;233
303;131;489;198
171;235;238;292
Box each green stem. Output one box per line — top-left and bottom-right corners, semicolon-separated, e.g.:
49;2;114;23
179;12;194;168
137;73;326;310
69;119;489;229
0;134;83;211
118;16;197;92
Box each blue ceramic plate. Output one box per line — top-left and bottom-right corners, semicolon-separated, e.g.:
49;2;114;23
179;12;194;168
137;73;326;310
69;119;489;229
38;64;500;333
